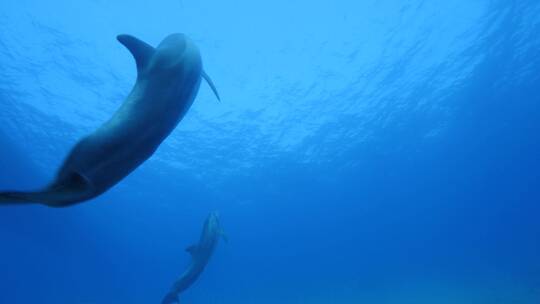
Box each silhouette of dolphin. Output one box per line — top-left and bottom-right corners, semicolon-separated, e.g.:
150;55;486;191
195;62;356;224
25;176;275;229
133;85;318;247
162;212;227;304
0;33;219;207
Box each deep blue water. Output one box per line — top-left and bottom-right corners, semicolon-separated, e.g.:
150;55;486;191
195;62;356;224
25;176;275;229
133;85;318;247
1;0;539;303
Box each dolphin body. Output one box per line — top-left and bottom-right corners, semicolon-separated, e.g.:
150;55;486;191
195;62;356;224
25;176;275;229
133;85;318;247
0;33;219;207
162;212;226;304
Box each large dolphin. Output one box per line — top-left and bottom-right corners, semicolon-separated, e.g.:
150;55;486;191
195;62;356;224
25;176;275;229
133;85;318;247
0;33;219;207
162;212;227;304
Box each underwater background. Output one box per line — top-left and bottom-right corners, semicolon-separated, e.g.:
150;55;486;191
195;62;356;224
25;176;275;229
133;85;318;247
1;0;539;303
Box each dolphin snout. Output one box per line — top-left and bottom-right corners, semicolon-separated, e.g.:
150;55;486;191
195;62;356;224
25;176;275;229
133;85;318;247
160;33;188;51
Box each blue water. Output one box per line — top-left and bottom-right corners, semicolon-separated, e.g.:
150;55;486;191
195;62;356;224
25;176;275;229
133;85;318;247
1;0;539;303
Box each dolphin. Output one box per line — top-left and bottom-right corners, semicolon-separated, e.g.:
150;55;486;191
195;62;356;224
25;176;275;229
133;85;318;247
0;33;220;207
162;212;227;304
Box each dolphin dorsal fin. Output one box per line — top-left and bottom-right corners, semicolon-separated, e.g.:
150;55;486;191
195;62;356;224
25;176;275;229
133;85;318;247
117;34;154;74
185;245;198;256
202;70;221;102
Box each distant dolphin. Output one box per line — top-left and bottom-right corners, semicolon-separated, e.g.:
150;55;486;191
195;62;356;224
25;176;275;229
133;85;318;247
162;212;227;304
0;33;220;207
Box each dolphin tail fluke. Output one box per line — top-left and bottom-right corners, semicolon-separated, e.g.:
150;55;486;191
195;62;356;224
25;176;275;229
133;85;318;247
161;292;180;304
0;188;89;208
0;173;93;207
0;191;43;206
202;70;221;102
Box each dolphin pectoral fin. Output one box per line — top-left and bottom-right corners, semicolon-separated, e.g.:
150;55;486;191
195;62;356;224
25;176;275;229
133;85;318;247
58;171;92;192
117;34;155;73
202;70;221;102
219;229;229;243
185;244;198;256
